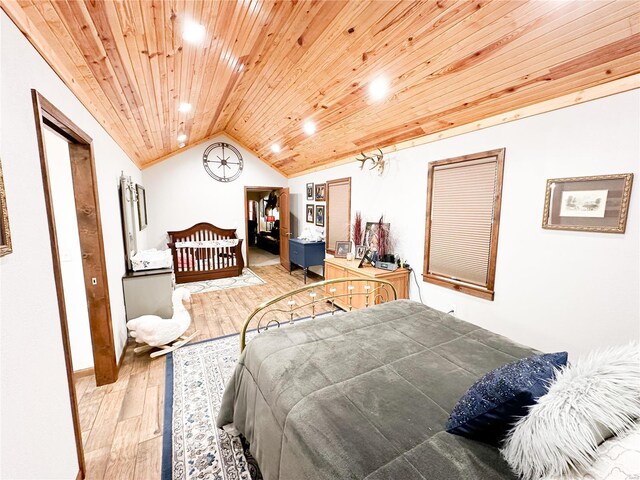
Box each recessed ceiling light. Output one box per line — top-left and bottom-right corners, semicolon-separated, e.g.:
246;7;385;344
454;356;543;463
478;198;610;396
368;76;389;101
303;120;316;135
177;133;188;143
271;143;281;153
178;142;186;148
182;20;206;44
178;102;192;113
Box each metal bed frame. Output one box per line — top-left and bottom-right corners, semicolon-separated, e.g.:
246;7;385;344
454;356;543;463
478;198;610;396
239;277;398;351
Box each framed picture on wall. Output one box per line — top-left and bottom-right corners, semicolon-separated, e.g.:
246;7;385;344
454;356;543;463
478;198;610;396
315;183;326;201
315;205;325;227
0;158;12;257
306;204;314;223
136;184;148;230
542;173;633;233
306;183;314;201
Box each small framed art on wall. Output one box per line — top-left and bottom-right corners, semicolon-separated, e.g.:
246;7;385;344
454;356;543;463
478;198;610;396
315;205;325;226
542;173;633;233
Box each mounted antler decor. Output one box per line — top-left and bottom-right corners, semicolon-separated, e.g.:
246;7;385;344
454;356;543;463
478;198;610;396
355;148;385;175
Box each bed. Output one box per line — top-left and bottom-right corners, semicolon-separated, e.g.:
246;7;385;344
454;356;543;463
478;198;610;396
168;222;244;284
217;281;538;480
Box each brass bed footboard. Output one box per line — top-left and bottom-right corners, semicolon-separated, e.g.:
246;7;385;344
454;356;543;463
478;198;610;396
239;277;398;352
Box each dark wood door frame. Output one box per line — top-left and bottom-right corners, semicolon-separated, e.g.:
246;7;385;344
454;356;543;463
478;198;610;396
32;90;119;478
244;186;284;267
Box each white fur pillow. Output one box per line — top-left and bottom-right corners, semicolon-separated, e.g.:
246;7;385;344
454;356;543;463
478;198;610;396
501;343;640;480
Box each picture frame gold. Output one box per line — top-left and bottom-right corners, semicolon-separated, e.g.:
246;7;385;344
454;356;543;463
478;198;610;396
542;173;633;233
0;158;12;257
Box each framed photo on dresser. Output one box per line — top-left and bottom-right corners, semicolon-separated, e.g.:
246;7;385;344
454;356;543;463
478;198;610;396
334;241;351;258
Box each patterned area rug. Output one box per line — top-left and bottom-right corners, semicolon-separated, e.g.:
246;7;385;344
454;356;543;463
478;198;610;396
181;268;265;294
162;330;262;480
162;313;338;480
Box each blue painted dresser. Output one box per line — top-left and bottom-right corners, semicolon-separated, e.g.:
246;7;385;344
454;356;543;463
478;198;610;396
289;238;325;284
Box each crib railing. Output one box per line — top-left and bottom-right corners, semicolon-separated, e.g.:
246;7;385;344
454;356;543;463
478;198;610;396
168;222;245;284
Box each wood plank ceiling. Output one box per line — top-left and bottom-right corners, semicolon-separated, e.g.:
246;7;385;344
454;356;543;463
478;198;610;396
3;0;640;176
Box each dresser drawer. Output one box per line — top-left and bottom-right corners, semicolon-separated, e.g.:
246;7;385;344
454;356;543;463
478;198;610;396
289;243;304;265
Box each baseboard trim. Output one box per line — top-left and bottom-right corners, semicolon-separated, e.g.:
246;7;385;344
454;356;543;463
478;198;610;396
73;341;128;382
72;367;95;381
118;339;129;370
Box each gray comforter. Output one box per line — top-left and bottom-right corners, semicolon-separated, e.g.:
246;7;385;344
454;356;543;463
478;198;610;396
217;300;537;480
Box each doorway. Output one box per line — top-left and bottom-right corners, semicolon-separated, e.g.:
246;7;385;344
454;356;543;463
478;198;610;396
244;186;290;270
33;90;118;477
246;188;281;267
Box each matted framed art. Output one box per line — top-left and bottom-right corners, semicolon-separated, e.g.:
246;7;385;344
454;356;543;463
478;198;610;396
542;173;633;233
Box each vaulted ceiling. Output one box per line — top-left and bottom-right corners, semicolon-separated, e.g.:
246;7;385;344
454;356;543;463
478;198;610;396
3;1;639;176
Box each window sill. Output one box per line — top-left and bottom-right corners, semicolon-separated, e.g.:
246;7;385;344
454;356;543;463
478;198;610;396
422;273;494;301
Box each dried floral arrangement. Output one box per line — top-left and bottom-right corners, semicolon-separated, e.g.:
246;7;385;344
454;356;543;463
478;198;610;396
377;215;389;257
352;211;363;245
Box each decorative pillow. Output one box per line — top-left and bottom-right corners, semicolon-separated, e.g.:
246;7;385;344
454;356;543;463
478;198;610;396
501;343;640;480
446;352;568;446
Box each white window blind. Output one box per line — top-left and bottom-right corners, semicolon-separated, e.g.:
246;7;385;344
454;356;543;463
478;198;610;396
424;150;504;298
326;178;351;253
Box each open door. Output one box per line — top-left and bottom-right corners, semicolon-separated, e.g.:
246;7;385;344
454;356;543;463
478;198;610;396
278;187;290;270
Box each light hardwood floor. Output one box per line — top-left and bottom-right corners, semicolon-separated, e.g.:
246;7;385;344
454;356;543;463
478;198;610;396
76;264;326;479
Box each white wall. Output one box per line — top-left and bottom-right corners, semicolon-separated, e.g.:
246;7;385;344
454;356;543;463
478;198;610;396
44;128;94;371
0;11;143;478
289;90;640;357
142;134;287;252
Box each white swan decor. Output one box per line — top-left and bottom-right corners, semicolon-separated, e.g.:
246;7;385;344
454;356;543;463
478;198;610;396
126;287;198;358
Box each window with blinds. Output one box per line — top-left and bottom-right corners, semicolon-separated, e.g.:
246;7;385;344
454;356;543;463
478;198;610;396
423;149;505;300
326;177;351;254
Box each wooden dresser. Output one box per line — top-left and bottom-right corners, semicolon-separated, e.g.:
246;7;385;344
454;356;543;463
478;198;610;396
324;257;410;310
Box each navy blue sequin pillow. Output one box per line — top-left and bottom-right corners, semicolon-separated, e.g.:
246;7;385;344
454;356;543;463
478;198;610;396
446;352;568;446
